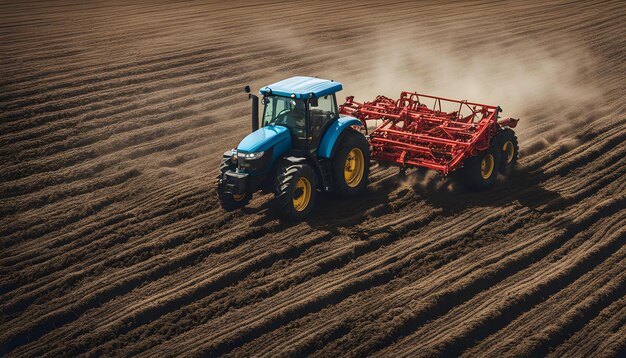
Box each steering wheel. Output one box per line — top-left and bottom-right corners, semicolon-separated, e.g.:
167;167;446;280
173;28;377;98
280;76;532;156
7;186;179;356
273;109;291;124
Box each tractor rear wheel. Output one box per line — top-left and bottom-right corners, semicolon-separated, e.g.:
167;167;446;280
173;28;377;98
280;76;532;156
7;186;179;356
332;130;370;198
497;128;519;175
275;163;318;220
217;157;251;210
462;145;501;190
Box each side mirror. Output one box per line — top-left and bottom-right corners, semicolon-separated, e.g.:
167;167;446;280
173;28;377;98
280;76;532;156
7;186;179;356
310;97;319;107
244;85;251;93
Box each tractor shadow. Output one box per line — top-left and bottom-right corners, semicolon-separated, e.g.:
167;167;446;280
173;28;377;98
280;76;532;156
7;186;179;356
305;177;403;229
242;186;399;231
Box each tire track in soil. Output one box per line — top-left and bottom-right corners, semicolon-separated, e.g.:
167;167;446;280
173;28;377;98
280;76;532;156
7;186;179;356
10;175;429;355
380;210;626;357
229;173;616;356
548;297;626;357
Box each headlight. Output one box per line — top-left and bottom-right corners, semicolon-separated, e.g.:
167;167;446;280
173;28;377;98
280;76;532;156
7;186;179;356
236;150;264;160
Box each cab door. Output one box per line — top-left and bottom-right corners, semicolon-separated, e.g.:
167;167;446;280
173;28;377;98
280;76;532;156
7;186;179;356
308;94;338;153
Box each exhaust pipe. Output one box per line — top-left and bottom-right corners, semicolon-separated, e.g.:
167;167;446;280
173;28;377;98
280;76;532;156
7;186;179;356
245;85;259;132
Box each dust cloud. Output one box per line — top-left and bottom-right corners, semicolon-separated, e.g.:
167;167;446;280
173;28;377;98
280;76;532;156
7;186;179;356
326;27;603;140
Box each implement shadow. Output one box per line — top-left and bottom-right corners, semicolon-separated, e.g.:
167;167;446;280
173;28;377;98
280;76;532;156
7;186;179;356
410;165;564;215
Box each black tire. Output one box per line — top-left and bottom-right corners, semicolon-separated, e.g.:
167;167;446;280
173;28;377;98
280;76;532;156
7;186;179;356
462;144;502;190
217;157;251;211
496;128;519;175
274;163;318;221
332;129;370;198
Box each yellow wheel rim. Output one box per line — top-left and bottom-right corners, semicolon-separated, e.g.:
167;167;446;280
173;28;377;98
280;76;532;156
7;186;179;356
293;177;312;212
344;148;364;188
481;154;495;179
232;193;245;201
503;141;514;163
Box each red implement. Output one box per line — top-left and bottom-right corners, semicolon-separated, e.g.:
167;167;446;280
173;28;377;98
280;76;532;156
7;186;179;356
340;91;519;175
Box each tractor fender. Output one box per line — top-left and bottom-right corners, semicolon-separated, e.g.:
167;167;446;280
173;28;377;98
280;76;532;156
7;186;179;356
317;117;363;159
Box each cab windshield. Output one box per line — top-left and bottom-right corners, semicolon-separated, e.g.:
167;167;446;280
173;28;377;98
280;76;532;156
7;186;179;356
262;96;306;138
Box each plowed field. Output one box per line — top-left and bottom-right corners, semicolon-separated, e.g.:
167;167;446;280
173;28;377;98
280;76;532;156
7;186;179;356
1;1;625;356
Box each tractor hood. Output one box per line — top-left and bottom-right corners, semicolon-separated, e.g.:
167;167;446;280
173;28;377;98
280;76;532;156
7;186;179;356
237;125;290;153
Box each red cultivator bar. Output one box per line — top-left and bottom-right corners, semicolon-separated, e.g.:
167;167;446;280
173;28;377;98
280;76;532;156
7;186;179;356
340;91;519;175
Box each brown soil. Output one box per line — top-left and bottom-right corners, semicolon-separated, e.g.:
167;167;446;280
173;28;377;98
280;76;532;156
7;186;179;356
1;1;625;357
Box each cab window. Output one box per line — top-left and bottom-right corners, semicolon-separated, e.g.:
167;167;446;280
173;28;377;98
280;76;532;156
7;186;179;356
262;96;307;138
309;94;337;141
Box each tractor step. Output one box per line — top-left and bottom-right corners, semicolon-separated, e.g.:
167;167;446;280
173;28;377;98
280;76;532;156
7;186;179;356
318;158;333;191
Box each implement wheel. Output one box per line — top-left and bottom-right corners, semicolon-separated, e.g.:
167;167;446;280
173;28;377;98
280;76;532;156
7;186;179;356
497;128;519;175
217;157;251;211
275;163;318;221
462;145;501;190
332;130;370;198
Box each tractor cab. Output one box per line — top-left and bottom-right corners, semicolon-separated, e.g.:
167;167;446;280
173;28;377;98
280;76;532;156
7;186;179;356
259;77;341;151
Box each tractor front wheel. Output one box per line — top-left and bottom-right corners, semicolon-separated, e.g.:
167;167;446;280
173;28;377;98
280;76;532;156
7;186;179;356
462;145;502;190
217;157;251;211
275;163;318;220
332;130;370;198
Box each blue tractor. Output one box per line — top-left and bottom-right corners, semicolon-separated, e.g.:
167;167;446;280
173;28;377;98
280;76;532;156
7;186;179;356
217;76;370;220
